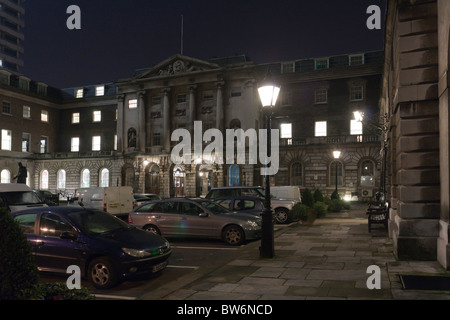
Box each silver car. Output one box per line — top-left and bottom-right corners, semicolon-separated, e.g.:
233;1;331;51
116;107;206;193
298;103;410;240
128;198;262;246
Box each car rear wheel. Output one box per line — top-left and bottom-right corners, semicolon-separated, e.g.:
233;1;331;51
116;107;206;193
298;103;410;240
143;224;161;235
222;225;245;246
275;208;290;224
88;257;118;289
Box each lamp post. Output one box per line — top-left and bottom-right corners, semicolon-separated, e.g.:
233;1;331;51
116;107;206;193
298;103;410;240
333;150;341;195
258;82;280;259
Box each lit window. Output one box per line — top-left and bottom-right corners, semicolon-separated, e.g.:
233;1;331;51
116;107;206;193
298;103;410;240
22;133;30;152
1;169;10;183
100;168;109;187
71;137;80;152
40;170;49;189
315;89;328;104
315;58;329;70
280;123;292;139
114;135;118;150
350;120;363;135
72;112;80;124
93;110;101;122
92;136;101;151
96;86;105;96
128;99;138;109
40;137;48;154
23;106;31;118
1;129;11;150
41;110;48;122
361;160;375;187
81;169;90;188
57;169;66;189
75;88;83;98
315;121;327;137
350;86;364;101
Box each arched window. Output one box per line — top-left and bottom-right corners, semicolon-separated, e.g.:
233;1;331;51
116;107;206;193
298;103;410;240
228;164;240;186
57;169;66;189
360;159;375;187
290;162;303;186
229;119;241;129
330;161;343;187
100;168;109;187
40;170;49;189
81;169;90;188
1;169;10;183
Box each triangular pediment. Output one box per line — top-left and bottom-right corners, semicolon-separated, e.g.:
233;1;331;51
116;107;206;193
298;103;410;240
136;55;221;79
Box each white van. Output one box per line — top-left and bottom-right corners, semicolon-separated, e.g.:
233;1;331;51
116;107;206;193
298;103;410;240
0;183;48;212
69;186;134;218
270;186;302;202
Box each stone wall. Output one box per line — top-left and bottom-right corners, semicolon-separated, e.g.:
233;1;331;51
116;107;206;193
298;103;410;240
385;0;441;261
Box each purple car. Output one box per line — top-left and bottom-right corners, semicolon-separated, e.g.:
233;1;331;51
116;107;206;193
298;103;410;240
12;206;172;289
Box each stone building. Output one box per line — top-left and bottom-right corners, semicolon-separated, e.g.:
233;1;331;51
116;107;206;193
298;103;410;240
381;0;449;269
0;51;384;203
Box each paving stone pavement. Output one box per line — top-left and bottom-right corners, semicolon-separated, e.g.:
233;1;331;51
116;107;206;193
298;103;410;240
153;202;450;301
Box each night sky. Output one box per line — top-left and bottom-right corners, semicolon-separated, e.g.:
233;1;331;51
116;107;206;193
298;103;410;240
21;0;386;89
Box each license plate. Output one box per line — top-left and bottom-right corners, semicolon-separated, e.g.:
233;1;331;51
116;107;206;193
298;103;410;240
152;261;167;273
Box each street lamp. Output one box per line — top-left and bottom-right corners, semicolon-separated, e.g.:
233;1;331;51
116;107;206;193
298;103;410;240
333;150;341;196
258;81;280;259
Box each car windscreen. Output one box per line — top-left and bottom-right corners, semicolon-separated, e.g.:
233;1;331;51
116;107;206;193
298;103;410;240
66;209;131;234
3;191;43;205
198;200;231;214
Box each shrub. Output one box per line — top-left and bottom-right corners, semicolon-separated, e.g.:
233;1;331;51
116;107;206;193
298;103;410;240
327;199;343;212
0;207;39;300
302;188;315;207
35;282;95;300
331;190;340;200
313;189;324;203
292;202;316;224
313;201;328;218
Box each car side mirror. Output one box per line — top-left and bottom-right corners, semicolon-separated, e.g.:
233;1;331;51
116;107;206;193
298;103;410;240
198;212;208;218
60;231;77;241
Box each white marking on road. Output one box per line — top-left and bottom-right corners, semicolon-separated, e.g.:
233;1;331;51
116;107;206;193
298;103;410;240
171;245;238;250
93;294;136;300
167;265;199;269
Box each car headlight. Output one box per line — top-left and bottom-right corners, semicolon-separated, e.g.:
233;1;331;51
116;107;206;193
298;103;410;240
122;248;152;258
245;220;260;229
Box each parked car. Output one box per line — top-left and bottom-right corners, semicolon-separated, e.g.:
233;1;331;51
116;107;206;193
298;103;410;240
133;193;161;208
12;206;172;289
205;186;298;224
128;198;262;246
33;189;59;206
68;186;134;220
212;196;264;218
270;186;302;202
0;183;47;212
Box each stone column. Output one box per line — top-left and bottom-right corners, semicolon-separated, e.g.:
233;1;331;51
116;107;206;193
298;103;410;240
138;91;146;153
162;88;171;153
117;95;125;152
216;82;224;132
189;85;197;132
